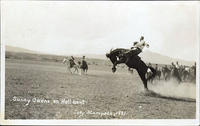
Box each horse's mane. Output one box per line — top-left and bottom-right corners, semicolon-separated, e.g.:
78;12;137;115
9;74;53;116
109;48;130;56
109;48;142;60
111;48;129;52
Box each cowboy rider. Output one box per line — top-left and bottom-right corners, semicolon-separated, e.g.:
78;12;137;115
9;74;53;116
69;56;76;67
69;56;75;62
81;56;87;68
125;36;149;63
175;61;180;69
171;61;182;82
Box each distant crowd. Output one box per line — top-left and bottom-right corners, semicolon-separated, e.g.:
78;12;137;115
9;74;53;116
63;54;196;83
147;61;196;83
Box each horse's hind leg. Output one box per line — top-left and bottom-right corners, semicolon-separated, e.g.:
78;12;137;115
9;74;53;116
143;79;148;90
137;70;148;90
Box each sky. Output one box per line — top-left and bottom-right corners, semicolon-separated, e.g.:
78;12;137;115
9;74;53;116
2;1;199;61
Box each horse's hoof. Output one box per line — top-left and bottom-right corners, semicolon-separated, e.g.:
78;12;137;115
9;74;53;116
112;68;116;73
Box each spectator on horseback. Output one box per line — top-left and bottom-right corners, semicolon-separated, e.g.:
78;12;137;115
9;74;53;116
162;65;170;80
171;62;175;69
163;65;169;70
69;56;74;62
163;65;170;73
172;62;180;71
81;56;86;66
125;36;149;63
171;61;182;83
69;56;76;67
80;56;88;74
175;61;180;69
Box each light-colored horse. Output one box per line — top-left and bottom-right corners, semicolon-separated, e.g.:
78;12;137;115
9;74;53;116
62;58;81;75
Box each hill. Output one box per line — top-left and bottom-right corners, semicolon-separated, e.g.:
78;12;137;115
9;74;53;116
75;50;194;66
5;45;194;66
6;45;38;54
140;50;194;66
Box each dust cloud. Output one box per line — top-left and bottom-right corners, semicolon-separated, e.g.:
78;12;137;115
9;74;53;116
149;79;196;100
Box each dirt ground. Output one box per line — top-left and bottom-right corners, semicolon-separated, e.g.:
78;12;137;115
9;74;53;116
5;59;196;119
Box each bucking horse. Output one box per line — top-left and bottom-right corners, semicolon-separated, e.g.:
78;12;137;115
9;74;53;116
106;48;156;90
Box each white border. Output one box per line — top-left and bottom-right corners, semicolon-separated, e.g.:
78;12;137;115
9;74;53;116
0;1;200;125
0;0;6;124
196;1;200;124
0;119;199;125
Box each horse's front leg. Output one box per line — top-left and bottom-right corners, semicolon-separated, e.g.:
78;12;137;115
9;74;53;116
68;67;72;74
74;66;79;74
112;57;125;73
112;61;119;73
112;63;117;73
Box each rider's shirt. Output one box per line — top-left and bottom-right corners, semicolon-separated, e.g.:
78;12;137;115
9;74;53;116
134;40;149;51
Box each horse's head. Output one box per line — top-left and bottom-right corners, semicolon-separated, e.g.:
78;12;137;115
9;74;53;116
62;58;67;64
106;48;113;58
106;48;119;73
106;48;117;64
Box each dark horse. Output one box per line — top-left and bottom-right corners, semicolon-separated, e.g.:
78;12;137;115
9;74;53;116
106;48;156;90
171;67;182;83
162;66;171;81
80;60;88;74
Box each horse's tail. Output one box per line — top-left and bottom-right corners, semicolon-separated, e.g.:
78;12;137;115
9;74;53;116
147;66;157;81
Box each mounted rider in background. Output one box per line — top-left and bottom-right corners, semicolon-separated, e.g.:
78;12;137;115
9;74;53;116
69;56;76;68
171;61;182;83
81;56;88;69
